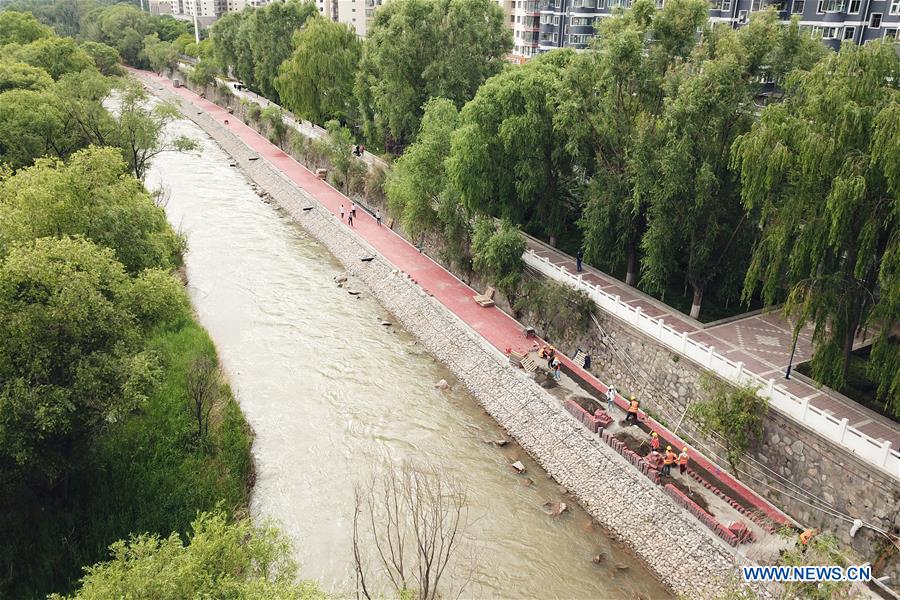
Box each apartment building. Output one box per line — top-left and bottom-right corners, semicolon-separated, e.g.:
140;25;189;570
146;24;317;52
529;0;898;58
314;0;386;36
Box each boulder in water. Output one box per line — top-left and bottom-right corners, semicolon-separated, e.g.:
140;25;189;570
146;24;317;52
542;501;568;517
510;461;526;474
434;379;449;390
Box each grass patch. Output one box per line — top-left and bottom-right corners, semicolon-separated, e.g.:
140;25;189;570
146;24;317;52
0;318;253;599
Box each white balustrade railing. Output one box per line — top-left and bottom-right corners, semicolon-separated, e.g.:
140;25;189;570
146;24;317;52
525;249;900;478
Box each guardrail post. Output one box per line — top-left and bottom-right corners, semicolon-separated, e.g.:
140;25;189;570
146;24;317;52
838;417;849;444
799;397;809;420
767;378;774;396
634;307;642;326
657;318;664;337
735;361;744;381
880;440;892;467
706;345;715;367
680;332;688;353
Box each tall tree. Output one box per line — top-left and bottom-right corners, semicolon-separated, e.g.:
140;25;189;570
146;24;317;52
356;0;511;151
275;16;361;125
559;0;707;286
241;0;317;101
0;87;85;170
447;50;575;240
0;237;155;487
733;41;899;401
0;146;183;273
385;97;459;238
639;12;825;319
6;36;94;79
52;511;326;599
0;61;53;92
0;11;53;45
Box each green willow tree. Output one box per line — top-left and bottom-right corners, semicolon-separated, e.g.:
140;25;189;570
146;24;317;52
355;0;511;151
275;16;362;125
733;41;899;409
559;0;707;285
0;61;53;92
448;50;575;240
5;35;94;79
639;12;824;320
0;237;158;488
0;10;53;45
471;219;526;301
385;97;459;238
54;511;326;599
0;146;183;274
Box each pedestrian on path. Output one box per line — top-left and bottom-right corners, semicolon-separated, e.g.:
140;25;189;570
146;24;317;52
347;211;354;227
662;446;675;476
678;447;689;475
553;362;561;382
340;204;345;221
650;431;660;452
625;395;639;423
576;249;583;272
606;385;616;413
375;209;381;226
350;202;357;219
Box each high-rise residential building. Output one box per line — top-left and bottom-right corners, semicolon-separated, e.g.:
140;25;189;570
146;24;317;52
521;0;898;60
510;0;542;60
314;0;388;36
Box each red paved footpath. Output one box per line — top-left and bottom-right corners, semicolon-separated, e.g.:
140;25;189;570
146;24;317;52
136;69;791;525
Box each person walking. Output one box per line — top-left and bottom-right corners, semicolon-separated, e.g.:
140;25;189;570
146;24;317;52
625;395;639;423
650;431;660;452
375;209;381;226
662;446;676;476
576;249;583;273
678;447;689;475
553;363;561;382
347;210;354;227
350;202;357;219
606;385;616;412
340;204;345;221
546;346;556;368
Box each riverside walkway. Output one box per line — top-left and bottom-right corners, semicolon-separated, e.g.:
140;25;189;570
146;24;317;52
135;68;791;529
196;66;900;463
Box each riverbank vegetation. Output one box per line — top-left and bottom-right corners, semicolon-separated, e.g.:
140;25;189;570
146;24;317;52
0;14;268;598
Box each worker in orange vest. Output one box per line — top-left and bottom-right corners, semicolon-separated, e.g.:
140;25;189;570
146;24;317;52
649;431;660;452
662;446;676;476
625;395;639;423
678;447;689;475
798;528;819;552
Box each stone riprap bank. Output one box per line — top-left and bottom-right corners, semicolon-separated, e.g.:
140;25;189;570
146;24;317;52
139;73;772;600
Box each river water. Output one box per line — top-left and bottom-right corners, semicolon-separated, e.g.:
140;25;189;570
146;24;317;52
146;115;671;600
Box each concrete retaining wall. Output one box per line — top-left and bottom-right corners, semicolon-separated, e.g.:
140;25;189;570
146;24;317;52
576;309;900;581
141;76;776;600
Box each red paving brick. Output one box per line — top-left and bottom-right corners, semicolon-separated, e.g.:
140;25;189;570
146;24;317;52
135;68;798;521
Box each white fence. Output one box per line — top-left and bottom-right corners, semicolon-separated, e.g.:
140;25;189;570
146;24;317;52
525;249;900;479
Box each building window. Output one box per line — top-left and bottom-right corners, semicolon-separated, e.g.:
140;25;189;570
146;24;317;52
815;0;823;11
823;0;844;10
847;0;860;11
869;12;882;27
751;0;761;10
792;0;804;12
890;0;900;14
738;9;748;21
656;0;664;7
885;27;898;39
821;25;837;38
597;0;607;7
842;25;855;38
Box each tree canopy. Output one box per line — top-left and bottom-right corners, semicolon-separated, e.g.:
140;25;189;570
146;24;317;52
275;16;362;125
733;41;899;409
210;0;317;102
0;10;53;45
0;237;157;485
447;51;575;240
54;510;326;600
356;0;511;151
0;146;183;273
